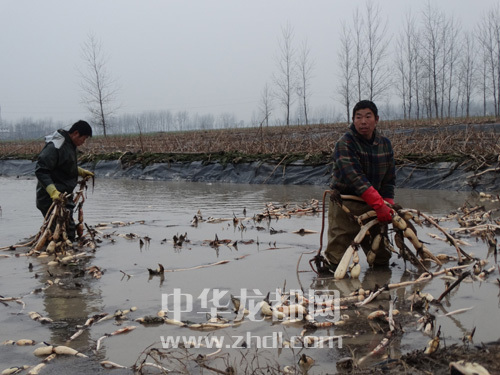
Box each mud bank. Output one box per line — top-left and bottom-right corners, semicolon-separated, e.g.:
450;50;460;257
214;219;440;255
1;158;499;191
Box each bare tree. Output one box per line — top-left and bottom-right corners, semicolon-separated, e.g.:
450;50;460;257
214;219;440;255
364;1;391;101
477;4;500;116
352;7;366;101
273;23;296;126
342;1;391;108
259;82;273;126
459;31;477;118
158;110;174;132
439;16;449;118
395;10;419;119
395;39;408;119
296;39;314;125
175;111;190;131
491;5;500;115
444;16;461;117
79;33;119;137
478;48;489;116
196;113;215;130
408;20;423;120
420;1;446;118
477;15;494;115
337;21;354;123
218;112;236;129
419;1;462;119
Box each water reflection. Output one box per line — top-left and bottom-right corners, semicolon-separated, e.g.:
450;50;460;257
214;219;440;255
0;177;498;373
41;265;104;349
396;189;467;214
83;179;328;221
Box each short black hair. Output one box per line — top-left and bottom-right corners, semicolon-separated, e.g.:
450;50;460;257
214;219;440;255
68;120;92;137
352;100;378;119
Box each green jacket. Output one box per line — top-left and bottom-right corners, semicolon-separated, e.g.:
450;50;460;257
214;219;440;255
35;130;78;212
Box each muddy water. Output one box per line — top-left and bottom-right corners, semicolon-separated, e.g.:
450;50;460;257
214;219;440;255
0;176;499;374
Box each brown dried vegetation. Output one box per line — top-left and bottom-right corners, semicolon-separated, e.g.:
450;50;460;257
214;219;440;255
1;117;499;168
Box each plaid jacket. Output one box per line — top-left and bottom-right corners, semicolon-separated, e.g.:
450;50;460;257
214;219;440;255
330;124;395;199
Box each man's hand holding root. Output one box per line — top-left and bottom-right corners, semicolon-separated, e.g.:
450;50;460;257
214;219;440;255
361;186;394;223
78;167;94;178
46;184;62;202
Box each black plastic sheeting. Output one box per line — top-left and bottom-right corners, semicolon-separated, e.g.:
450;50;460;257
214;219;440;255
1;159;499;191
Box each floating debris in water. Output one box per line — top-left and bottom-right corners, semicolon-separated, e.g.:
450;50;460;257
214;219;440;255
100;361;128;369
449;360;490;375
96;326;137;351
147;263;164;276
1;365;30;375
28;312;53;324
33;344;87;358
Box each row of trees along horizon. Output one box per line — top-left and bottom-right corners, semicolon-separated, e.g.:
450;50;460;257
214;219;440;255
2;2;500;141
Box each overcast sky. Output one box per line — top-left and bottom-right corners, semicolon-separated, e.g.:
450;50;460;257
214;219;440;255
1;0;499;126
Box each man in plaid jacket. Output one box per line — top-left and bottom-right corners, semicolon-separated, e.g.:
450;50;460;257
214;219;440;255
324;100;395;271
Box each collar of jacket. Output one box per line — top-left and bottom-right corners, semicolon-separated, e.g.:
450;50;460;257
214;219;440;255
349;123;381;145
45;129;75;150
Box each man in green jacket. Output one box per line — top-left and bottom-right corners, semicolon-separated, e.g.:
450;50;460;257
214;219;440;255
324;100;395;272
35;120;94;241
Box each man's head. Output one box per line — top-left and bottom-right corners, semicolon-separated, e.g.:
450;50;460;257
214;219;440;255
68;120;92;147
352;100;379;140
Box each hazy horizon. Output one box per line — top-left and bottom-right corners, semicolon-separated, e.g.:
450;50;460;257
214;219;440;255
1;0;499;127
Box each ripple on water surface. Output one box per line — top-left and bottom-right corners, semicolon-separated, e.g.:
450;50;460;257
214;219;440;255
0;177;498;373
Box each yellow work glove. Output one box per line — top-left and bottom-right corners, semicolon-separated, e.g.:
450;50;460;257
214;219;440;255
78;167;94;178
46;184;61;201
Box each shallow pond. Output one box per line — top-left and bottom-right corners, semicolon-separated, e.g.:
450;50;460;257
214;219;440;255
0;177;499;374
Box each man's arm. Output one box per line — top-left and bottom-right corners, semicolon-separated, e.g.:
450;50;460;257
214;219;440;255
78;167;94;178
361;186;394;222
335;136;394;221
35;143;63;201
378;139;396;201
35;143;58;188
333;138;372;195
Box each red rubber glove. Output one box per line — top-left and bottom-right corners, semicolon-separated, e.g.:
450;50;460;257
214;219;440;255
384;198;395;205
361;186;394;222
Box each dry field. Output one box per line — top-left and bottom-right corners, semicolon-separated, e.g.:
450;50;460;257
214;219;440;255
1;117;499;168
